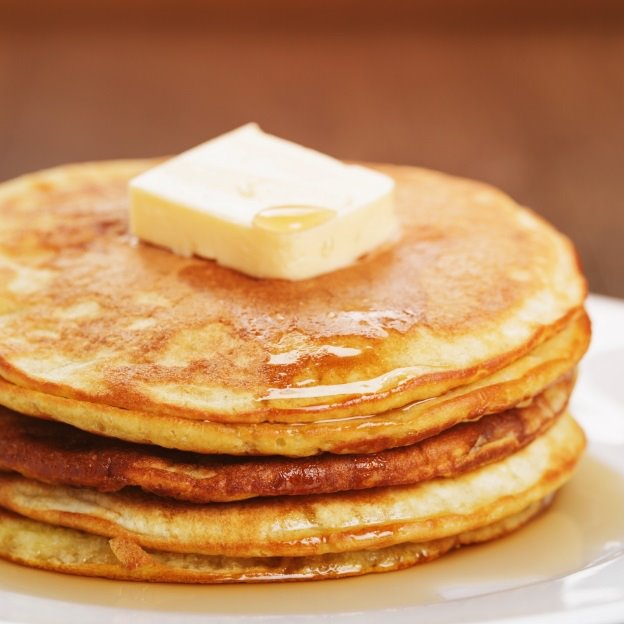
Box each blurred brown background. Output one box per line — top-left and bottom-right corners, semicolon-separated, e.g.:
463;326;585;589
0;0;622;296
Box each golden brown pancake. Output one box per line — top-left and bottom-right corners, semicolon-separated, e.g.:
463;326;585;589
0;161;586;424
0;496;551;583
0;414;584;558
0;311;589;456
0;374;572;502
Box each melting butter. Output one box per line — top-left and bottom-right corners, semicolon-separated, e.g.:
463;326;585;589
129;124;399;280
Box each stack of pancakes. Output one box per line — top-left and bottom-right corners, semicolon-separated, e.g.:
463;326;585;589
0;161;589;582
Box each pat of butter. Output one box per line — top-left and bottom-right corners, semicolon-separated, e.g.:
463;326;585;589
129;124;399;280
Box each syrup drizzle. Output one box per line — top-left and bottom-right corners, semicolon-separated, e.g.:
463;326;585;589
252;205;336;233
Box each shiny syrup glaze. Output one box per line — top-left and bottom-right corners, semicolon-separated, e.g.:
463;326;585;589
252;205;336;233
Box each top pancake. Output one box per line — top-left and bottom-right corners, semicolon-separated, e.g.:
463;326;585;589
0;161;586;423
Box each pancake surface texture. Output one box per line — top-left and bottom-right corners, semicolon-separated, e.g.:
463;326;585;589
0;161;586;425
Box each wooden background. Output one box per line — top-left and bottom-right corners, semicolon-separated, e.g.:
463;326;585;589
1;0;622;296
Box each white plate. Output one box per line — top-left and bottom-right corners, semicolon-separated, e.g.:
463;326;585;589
1;294;623;624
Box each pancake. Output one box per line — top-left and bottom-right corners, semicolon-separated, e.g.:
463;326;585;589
0;157;590;585
0;496;551;583
0;312;589;456
0;160;586;424
0;413;584;558
0;374;573;502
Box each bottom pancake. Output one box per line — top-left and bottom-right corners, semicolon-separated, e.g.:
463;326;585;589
0;496;551;583
0;414;584;558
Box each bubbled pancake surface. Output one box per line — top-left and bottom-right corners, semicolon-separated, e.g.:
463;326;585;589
0;414;585;558
0;161;586;423
0;374;573;502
